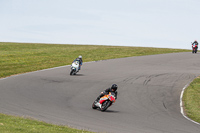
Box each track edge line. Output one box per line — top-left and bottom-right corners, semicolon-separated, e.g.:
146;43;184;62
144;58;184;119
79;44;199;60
180;83;200;125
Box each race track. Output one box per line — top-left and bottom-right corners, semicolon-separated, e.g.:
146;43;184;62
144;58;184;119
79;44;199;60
0;52;200;133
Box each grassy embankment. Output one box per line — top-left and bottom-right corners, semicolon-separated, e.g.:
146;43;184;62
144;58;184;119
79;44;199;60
0;42;198;133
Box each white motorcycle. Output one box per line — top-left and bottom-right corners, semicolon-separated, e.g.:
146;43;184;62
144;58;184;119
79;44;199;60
70;61;80;75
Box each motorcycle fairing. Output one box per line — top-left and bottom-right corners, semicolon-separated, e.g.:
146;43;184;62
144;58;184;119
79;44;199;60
99;96;108;104
71;61;79;71
99;92;116;104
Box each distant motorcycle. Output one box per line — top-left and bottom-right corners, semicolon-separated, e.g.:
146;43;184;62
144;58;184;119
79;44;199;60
92;92;116;112
70;61;79;75
192;44;198;53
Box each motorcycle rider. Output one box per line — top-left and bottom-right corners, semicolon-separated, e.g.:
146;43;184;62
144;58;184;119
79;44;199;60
73;55;83;71
95;84;118;102
192;40;198;48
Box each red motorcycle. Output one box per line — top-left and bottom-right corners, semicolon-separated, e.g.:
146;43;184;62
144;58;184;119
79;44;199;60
92;92;116;111
192;44;198;53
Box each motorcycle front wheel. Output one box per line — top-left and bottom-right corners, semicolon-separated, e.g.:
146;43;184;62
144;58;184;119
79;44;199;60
100;101;112;112
192;49;195;53
70;69;74;75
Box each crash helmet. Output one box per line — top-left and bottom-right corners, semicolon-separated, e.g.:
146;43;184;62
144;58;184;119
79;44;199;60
79;55;82;59
111;84;118;92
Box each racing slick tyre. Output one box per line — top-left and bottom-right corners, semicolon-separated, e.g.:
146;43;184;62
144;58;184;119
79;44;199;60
100;101;112;112
70;70;74;75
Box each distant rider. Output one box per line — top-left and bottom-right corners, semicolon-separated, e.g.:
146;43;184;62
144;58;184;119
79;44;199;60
192;40;198;48
95;84;118;102
73;55;83;71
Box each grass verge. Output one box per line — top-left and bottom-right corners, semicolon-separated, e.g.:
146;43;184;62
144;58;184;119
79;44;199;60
0;113;93;133
183;77;200;123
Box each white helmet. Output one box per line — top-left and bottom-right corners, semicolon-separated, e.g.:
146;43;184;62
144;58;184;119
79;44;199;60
79;55;82;59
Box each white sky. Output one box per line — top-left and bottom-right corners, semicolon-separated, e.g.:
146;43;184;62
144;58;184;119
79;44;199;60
0;0;200;49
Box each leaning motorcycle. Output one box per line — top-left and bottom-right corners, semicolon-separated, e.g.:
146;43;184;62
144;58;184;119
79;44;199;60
192;44;198;53
92;92;116;112
70;61;79;75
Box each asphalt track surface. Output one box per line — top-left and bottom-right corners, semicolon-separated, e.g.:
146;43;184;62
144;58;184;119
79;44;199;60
1;52;200;133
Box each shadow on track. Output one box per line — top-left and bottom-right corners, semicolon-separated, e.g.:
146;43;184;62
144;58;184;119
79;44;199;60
94;109;119;113
71;74;85;76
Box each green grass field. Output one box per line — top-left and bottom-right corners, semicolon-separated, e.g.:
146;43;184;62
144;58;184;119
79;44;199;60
0;42;199;133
